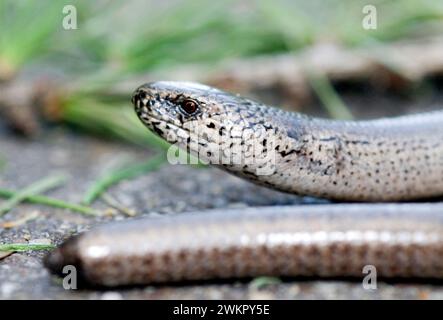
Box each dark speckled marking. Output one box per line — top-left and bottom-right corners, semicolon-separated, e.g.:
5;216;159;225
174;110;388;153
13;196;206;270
45;204;443;286
132;81;443;201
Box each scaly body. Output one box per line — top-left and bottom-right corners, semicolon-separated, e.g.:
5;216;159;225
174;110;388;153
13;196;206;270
45;204;443;286
45;82;443;286
132;82;443;201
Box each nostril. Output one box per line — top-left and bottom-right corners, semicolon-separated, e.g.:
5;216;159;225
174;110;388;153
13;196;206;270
132;90;150;110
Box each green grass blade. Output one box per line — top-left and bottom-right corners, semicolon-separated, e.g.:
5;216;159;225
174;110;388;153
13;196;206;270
0;189;99;216
83;153;166;205
0;174;67;216
0;243;55;252
249;276;282;289
62;97;170;150
308;73;353;120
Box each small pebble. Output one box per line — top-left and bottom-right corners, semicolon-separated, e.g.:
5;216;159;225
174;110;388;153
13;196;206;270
29;238;52;245
101;292;123;300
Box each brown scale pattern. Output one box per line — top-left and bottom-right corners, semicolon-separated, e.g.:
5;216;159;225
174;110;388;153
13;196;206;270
45;205;443;286
44;82;443;286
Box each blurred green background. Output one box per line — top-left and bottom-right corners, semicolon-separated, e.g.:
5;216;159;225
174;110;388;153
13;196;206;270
1;0;443;294
1;0;443;149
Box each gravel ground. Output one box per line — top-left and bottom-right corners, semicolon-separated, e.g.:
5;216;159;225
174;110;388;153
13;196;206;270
1;81;443;299
0;129;442;300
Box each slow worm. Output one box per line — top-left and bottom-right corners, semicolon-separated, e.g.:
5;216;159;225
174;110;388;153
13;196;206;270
45;82;443;286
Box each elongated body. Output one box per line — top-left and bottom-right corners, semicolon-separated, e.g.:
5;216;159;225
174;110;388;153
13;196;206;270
45;82;443;286
132;82;443;201
45;204;443;286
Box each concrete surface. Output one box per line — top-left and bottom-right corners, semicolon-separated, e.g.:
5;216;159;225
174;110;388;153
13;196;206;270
0;128;443;300
1;80;443;299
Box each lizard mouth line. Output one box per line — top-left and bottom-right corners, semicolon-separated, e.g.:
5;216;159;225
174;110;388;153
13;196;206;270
142;114;193;144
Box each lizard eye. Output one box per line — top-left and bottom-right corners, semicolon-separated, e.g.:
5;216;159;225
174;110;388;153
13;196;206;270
180;99;199;115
